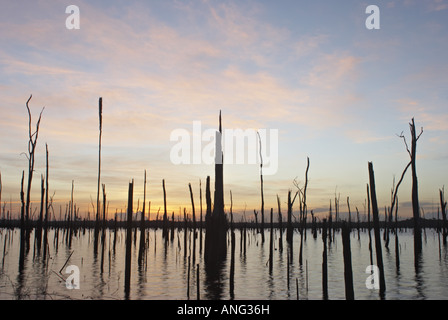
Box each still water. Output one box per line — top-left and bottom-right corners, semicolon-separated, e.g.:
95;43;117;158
0;227;447;300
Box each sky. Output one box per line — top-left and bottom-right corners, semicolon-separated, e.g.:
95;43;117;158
0;0;447;222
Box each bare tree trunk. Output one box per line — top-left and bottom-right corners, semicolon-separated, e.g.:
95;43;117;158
138;170;147;265
395;197;400;272
347;196;351;231
286;191;293;244
322;218;328;300
257;132;265;244
229;192;235;300
25;95;44;253
439;188;447;245
124;180;134;300
205;112;227;266
189;183;196;264
277;195;283;252
328;200;333;244
162;179;168;240
400;119;423;267
100;183;106;273
299;157;310;266
43;144;49;261
19;171;26;272
0;172;2;222
113;210;118;254
341;222;354;300
368;162;386;299
204;176;211;260
269;208;273;273
94;97;103;255
199;179;203;254
356;207;360;241
35;175;44;254
410;119;422;260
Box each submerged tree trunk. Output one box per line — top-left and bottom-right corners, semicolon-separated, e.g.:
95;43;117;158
368;162;386;299
277;195;283;252
124;180;134;300
19;171;26;272
94;97;103;256
138;170;147;265
439;188;447;246
341;222;354;300
42;144;49;261
204;111;227;266
25;95;44;253
162;179;168;240
257;132;265;244
400;119;423;269
35;175;45;254
322;218;328;300
269;208;273;273
410;119;422;261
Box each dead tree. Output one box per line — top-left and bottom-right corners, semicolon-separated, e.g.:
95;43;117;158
368;162;386;299
277;195;283;251
100;183;106;273
162;179;168;240
24;95;44;250
204;176;212;259
294;157;310;266
138;170;147;265
189;183;197;264
124;180;134;299
367;184;373;267
322;218;328;300
43;144;49;261
440;187;447;245
199;179;203;253
399;118;423;264
286;190;293;244
19;171;26;271
347;196;351;231
388;160;412;270
0;172;2;222
257;131;265;243
341;222;354;300
204;111;227;266
268;208;274;273
94;97;103;255
35;174;45;253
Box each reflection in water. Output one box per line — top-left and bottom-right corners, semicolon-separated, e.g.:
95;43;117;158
229;230;235;300
204;258;226;300
414;252;425;299
16;254;27;300
2;228;448;300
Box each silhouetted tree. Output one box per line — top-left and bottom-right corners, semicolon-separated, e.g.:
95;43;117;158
24;95;44;251
399;118;423;265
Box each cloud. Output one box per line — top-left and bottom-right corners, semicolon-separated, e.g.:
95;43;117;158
1;0;446;218
294;34;329;58
0;54;82;77
303;54;361;90
344;129;392;144
396;99;448;132
427;0;448;11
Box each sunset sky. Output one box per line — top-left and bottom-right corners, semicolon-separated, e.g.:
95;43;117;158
1;0;447;221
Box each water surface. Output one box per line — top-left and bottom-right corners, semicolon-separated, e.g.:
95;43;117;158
0;227;447;300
